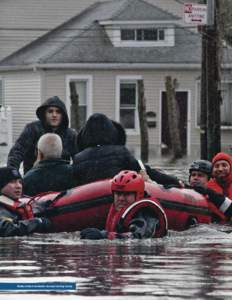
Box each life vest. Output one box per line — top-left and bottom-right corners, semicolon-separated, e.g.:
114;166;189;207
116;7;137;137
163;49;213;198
207;179;232;199
0;195;34;220
105;198;168;238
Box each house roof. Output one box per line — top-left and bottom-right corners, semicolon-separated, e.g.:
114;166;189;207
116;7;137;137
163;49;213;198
104;0;179;21
0;0;232;68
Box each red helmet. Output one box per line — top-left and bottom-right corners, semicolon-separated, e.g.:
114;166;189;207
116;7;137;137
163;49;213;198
111;170;145;201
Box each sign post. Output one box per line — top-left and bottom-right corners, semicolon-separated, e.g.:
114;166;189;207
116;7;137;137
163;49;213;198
184;3;207;25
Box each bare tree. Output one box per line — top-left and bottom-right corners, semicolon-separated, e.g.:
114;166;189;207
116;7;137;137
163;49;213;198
138;80;149;162
165;76;183;159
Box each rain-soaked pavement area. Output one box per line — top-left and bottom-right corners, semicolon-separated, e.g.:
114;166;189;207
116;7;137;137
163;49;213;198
1;147;232;299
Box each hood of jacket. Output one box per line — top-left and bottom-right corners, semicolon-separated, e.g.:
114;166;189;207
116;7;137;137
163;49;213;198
77;113;126;152
212;152;232;184
36;96;69;129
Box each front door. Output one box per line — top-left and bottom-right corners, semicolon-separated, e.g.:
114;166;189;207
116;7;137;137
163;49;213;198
161;91;188;155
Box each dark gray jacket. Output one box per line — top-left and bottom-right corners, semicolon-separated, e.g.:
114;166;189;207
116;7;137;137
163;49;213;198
23;159;76;196
74;113;139;185
7;96;77;174
74;113;181;186
0;204;49;237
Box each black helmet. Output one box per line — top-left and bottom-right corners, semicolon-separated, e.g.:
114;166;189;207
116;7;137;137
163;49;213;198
189;160;212;178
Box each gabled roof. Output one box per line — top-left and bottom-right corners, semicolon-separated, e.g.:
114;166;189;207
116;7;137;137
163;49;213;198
104;0;179;22
39;23;201;64
0;0;231;68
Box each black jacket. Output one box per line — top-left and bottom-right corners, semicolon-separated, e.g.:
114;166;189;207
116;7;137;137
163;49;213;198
7;96;77;174
0;203;49;237
74;145;139;185
74;113;139;185
23;159;76;196
74;113;181;186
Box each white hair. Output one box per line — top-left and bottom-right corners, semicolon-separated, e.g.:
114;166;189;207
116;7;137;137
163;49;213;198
37;133;62;159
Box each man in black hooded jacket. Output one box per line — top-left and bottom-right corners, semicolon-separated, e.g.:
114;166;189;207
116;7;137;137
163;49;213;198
7;96;77;174
73;113;182;187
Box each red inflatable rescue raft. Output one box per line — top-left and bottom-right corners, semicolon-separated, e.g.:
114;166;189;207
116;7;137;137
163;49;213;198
28;179;225;233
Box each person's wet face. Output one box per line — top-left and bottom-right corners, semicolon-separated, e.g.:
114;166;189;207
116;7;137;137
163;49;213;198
114;191;136;212
212;160;231;181
189;171;209;188
45;106;62;129
1;179;23;200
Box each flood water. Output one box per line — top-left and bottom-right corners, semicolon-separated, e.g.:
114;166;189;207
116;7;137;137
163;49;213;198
1;167;232;299
1;226;232;300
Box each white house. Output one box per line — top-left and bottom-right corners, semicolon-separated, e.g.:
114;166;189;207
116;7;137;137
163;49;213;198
0;0;232;158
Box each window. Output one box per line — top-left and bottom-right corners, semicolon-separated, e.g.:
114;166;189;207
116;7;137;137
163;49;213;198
120;82;137;129
121;29;135;41
196;82;232;127
70;81;87;127
220;83;232;126
67;75;92;129
121;28;165;41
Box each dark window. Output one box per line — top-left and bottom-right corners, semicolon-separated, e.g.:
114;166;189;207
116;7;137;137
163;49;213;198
121;28;165;42
120;83;137;129
71;81;87;127
158;29;165;40
121;29;135;40
143;29;158;41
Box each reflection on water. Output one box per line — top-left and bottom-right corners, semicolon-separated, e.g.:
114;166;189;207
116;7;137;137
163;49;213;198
1;225;232;299
1;167;232;299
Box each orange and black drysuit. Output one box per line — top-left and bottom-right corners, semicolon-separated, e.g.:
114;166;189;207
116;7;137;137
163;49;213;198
80;197;168;240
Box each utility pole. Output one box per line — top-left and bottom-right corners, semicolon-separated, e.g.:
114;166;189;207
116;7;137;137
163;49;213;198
200;0;221;160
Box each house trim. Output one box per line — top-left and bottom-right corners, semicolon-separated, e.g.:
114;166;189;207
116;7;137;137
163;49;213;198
65;74;93;121
115;75;142;135
99;21;178;25
159;89;191;156
0;63;204;71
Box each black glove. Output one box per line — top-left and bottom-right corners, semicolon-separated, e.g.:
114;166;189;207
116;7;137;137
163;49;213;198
36;217;52;232
80;228;108;240
192;185;209;195
193;186;225;206
129;218;147;239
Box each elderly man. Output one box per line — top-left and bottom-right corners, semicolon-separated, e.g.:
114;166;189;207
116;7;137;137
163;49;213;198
0;167;50;236
23;133;75;196
7;96;77;174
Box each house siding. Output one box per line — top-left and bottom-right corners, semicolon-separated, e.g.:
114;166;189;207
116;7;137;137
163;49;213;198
3;71;41;141
1;67;231;157
42;68;202;154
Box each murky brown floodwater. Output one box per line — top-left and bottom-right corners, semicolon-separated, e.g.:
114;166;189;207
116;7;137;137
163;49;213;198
1;167;232;300
1;225;232;300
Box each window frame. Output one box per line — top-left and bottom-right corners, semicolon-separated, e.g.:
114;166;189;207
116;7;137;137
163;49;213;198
195;80;232;130
120;28;165;42
115;75;142;134
66;75;93;124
